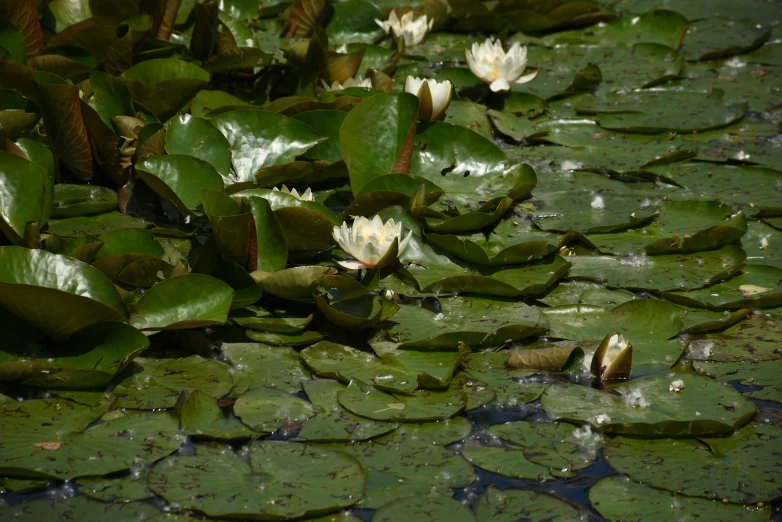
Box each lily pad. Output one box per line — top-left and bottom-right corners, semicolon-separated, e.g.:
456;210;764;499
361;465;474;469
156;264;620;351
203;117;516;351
212;109;323;185
387;296;548;350
0;246;128;338
567;245;746;292
130;274;234;330
589;475;771;522
112;355;234;410
233;386;315;433
337;379;467;421
477;486;587;522
685;312;782;362
178;389;255;440
0;321;148;388
0;401;181;480
372;494;477;522
148;441;365;519
298;379;398;442
541;373;757;437
51;184;117;218
223;342;312;396
0;496;161;521
604;422;782;504
695;360;782;403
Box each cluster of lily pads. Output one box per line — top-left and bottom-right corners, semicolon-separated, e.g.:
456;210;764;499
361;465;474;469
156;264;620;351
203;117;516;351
0;0;781;520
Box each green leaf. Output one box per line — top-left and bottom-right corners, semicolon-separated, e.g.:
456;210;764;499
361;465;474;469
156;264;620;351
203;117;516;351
0;246;127;338
298;379;398;442
121;59;211;121
148;441;366;519
0;400;180;480
478;486;587;522
541;373;756;437
130;274;234;330
178;389;255;440
0;151;48;245
165;114;232;177
112;355;234;409
51;184;117;218
340;92;419;196
136;154;224;213
605;423;782;504
0;321;148;388
589;475;772;522
246;196;288;272
372;494;477;522
212;109;323;185
223;342;312;396
234;387;315;433
337;379;467;421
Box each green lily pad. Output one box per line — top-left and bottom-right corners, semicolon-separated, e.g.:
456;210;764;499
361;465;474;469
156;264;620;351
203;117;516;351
301;341;419;394
544;298;686;342
489;421;601;475
0;246;128;338
542;373;757;437
372;494;477;522
337;379;467;421
0;321;148;388
165;114;232;177
462;352;551;405
51;184;118;218
695;360;782;403
178;389;255;440
588;201;747;255
212;109;323;185
685;312;782;362
45;211;149;237
0;401;181;480
130;274;234;330
579;89;746;133
589;475;771;522
121;58;210;121
0;496;161;521
298;379;398;442
477;486;587;522
604;422;782;504
78;467;155;502
461;443;554;480
223;342;312;396
112;355;234;410
658;264;782;310
567;245;746;292
136;154;224;214
233;386;315;433
340;92;419;196
148;441;365;519
387;296;548;349
320;421;474;508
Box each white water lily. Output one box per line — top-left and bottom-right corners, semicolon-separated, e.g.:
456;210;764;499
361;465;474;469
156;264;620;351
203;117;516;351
332;215;412;270
375;11;433;48
316;75;372;94
465;39;538;92
404;76;452;120
272;185;313;201
591;332;633;381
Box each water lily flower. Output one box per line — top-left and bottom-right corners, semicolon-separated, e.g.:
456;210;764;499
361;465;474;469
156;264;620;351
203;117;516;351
316;75;372;94
404;76;452;121
272;185;313;201
332;215;412;270
465;39;538;92
375;11;433;48
591;332;632;381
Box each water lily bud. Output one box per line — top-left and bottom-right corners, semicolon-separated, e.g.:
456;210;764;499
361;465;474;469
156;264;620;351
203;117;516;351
465;39;538;92
332;215;413;270
315;75;372;94
375;11;433;48
272;185;314;201
404;76;452;121
591;332;633;381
